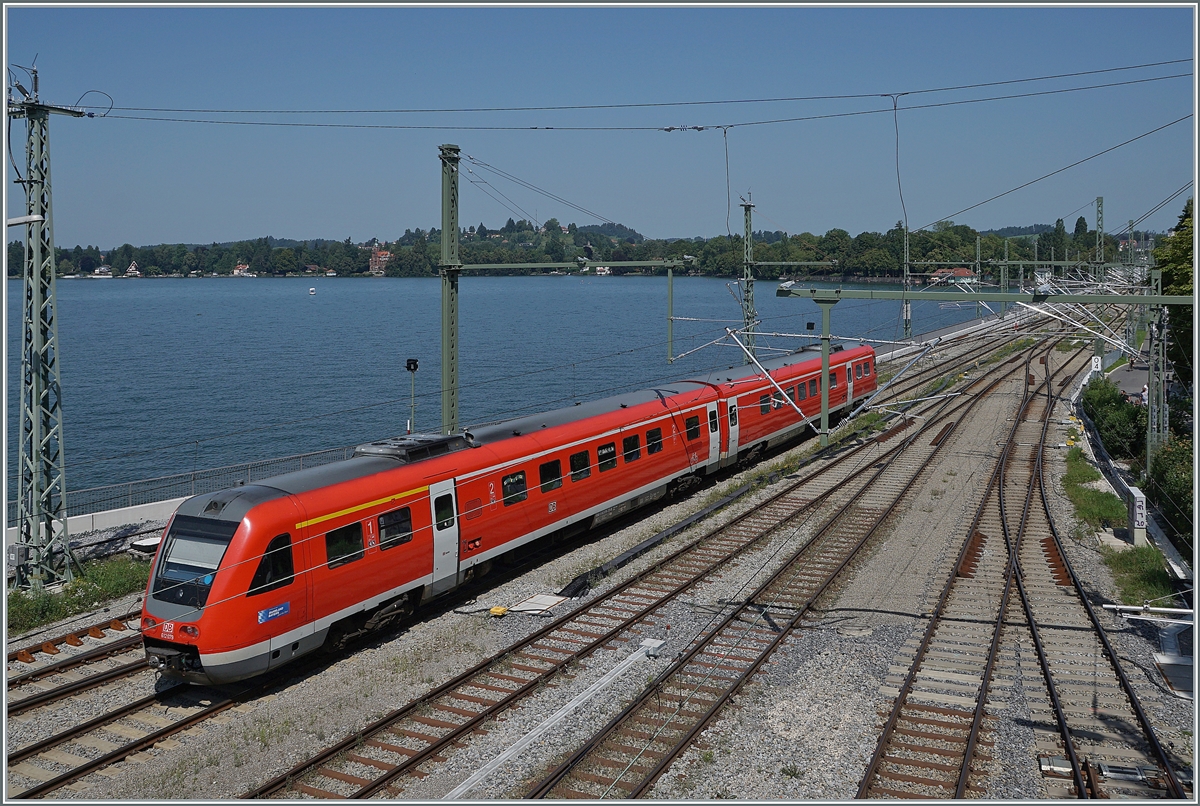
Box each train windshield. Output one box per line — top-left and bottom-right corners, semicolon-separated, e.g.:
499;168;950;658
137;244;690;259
151;515;239;610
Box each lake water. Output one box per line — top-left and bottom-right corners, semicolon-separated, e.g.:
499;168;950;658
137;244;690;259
5;275;982;493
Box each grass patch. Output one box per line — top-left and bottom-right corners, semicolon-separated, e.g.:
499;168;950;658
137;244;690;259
1099;544;1177;606
1062;447;1126;530
7;554;150;634
983;337;1036;365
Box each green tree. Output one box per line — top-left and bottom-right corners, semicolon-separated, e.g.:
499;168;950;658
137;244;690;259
1154;198;1193;378
8;240;24;276
1082;377;1148;466
272;247;297;275
1148;436;1193;542
1040;218;1068;262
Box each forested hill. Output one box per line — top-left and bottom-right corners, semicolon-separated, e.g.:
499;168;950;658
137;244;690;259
8;213;1154;279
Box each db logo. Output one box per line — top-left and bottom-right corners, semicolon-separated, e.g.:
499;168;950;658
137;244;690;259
548;501;557;513
161;622;175;636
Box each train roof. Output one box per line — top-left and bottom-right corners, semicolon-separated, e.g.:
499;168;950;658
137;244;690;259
176;455;405;523
464;344;862;447
175;343;874;522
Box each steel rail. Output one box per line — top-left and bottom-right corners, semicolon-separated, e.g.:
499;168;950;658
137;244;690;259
247;389;953;799
246;362;1003;801
247;339;1014;800
8;657;149;717
350;352;1027;801
7;633;143;688
956;347;1091;798
527;367;1011;799
998;348;1091;798
6;611;140;663
855;344;1053;798
12;696;238;799
1032;382;1188;799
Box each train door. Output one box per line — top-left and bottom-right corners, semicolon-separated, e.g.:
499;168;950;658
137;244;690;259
846;365;854;405
428;479;460;595
726;399;740;463
705;402;721;472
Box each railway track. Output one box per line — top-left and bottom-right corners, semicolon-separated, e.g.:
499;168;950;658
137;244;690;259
859;343;1188;799
7;611;152;719
243;331;1037;800
522;348;1028;799
6;683;237;798
3;316;1066;800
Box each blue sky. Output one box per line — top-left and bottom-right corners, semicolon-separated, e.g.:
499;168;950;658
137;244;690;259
4;5;1196;249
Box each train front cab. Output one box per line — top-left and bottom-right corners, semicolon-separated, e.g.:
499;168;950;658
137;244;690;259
142;487;318;686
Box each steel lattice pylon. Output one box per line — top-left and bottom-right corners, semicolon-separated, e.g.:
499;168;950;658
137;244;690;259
10;74;84;589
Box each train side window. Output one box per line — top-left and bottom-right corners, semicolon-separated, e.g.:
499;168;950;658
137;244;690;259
379;507;413;549
759;395;770;415
569;450;591;481
809;379;818;397
647;427;664;453
829;371;838;388
539;460;563;493
786;386;796;404
622;435;641;462
326;523;364;569
434;495;455;530
855;364;862;379
798;381;807;400
685;416;701;440
864;361;871;376
502;471;528;505
772;391;784;410
248;533;293;596
598;442;618;471
708;409;719;432
727;405;738;428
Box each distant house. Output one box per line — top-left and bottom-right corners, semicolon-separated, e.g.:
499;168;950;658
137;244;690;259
369;249;391;275
232;263;250;276
304;264;321;274
929;267;977;285
124;261;141;278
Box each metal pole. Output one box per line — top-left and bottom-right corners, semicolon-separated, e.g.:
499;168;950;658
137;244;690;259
975;235;981;319
10;78;84;589
439;144;462;436
1001;238;1009;318
903;227;911;339
741;201;755;362
815;296;838;446
667;265;674;363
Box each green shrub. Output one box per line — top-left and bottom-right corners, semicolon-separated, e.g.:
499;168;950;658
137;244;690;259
1100;544;1177;606
1148;437;1194;549
7;555;150;634
1082;377;1147;466
1062;447;1126;530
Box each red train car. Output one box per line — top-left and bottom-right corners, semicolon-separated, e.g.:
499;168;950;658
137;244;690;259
141;344;876;684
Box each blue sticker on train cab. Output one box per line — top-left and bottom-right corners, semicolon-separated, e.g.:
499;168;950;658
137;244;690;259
257;602;290;624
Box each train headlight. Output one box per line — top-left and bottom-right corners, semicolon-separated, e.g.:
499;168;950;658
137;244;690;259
141;616;157;630
180;625;200;638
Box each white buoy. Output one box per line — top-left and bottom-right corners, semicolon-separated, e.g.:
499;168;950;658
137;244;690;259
309;287;316;295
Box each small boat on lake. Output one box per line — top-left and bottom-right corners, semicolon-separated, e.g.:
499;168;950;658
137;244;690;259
309;287;316;295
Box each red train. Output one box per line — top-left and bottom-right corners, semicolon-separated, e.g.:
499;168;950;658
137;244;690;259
141;344;876;684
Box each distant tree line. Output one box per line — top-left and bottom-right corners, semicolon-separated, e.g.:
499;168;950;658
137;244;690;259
7;214;1146;280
